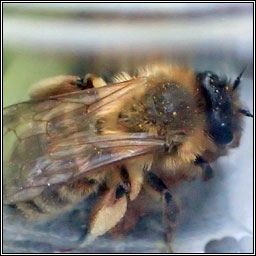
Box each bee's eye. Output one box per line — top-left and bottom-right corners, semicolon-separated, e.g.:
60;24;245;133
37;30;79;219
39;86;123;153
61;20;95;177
197;70;234;145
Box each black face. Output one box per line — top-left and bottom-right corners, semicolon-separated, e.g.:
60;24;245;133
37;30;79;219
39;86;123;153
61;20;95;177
197;71;234;145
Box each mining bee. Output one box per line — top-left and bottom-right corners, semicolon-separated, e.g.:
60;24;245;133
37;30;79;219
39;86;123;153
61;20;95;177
3;63;253;252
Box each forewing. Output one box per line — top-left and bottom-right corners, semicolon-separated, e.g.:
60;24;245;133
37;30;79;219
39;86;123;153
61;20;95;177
3;78;164;204
4;78;146;139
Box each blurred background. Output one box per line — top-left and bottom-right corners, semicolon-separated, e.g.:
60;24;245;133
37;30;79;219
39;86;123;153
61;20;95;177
3;3;254;253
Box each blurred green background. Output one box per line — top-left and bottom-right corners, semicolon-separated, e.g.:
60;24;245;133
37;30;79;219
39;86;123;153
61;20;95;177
3;49;72;106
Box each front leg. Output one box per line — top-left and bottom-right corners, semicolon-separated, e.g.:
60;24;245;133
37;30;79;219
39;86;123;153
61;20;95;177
195;156;214;181
146;171;180;253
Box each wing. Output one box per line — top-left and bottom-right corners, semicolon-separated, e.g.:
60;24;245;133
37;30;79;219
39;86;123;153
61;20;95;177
3;78;165;204
4;78;146;139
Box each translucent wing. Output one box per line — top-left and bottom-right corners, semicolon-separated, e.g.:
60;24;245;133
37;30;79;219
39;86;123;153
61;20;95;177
3;78;165;204
4;78;146;139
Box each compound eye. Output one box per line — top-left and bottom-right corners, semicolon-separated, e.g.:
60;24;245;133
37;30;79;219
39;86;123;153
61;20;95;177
197;70;234;145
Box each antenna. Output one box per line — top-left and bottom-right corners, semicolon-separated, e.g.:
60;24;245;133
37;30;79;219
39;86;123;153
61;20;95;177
233;66;247;90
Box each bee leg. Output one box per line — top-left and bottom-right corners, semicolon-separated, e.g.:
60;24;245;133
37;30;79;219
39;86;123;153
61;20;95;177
146;171;179;253
29;73;107;100
195;156;214;181
29;75;84;99
74;169;128;249
79;73;107;89
59;180;129;252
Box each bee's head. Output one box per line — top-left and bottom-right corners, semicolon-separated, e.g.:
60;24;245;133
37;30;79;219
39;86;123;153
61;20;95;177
197;70;252;145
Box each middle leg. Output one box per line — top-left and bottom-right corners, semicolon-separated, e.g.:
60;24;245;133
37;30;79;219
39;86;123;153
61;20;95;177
145;171;180;252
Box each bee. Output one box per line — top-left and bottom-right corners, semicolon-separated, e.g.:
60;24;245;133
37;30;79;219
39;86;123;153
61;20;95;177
3;63;253;252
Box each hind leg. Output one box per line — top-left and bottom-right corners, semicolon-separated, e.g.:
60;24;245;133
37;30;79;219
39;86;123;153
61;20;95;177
82;73;107;88
29;73;107;99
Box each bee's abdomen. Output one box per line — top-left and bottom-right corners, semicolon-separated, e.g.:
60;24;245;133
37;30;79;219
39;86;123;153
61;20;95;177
14;179;100;219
